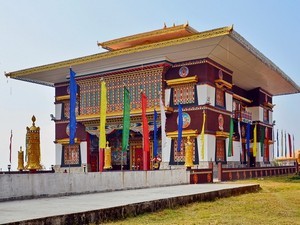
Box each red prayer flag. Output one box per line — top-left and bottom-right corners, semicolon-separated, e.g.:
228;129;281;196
142;92;149;152
9;130;12;164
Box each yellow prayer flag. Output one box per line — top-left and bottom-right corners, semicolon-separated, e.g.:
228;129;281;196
99;81;107;148
253;124;257;157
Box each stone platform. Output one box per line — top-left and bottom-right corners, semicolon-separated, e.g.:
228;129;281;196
0;183;259;225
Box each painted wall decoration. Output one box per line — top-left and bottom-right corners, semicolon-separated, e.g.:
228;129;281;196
218;114;224;131
63;145;80;165
179;66;189;77
215;88;225;107
177;112;191;129
173;84;195;105
173;137;196;163
78;66;163;115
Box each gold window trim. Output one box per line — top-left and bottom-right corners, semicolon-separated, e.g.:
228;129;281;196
166;76;198;86
76;106;173;121
55;138;80;145
215;79;232;89
215;131;229;138
233;94;253;104
167;129;199;138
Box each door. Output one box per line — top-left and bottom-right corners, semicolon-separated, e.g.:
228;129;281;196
90;153;98;172
135;148;143;170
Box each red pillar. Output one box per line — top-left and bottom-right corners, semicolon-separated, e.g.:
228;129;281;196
143;150;148;171
99;148;104;172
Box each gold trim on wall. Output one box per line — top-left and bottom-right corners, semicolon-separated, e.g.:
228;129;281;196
215;131;229;138
55;138;80;144
233;94;253;104
166;76;198;86
215;79;232;89
167;129;199;138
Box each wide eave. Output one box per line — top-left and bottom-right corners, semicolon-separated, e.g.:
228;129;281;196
5;25;300;96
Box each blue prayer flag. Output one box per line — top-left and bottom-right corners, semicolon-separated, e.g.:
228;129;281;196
177;104;183;152
246;122;250;156
69;68;77;145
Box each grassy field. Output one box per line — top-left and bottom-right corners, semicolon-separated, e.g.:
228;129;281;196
104;174;300;225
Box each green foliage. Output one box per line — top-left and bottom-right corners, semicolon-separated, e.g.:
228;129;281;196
103;175;300;225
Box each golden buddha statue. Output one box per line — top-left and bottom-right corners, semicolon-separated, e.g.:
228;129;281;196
25;116;42;170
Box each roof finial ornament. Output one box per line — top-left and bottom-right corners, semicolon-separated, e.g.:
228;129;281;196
163;22;167;29
184;21;189;27
173;23;176;27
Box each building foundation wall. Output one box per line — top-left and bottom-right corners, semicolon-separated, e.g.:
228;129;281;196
0;169;189;201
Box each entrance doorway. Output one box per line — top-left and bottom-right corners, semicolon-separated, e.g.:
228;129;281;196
130;141;152;170
90;153;98;172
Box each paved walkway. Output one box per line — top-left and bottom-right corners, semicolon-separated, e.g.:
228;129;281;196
0;183;259;224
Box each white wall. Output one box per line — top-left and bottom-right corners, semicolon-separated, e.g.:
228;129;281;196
227;141;242;162
0;169;190;201
197;84;215;106
248;106;261;121
80;141;87;164
225;93;232;112
55;103;62;120
55;144;62;165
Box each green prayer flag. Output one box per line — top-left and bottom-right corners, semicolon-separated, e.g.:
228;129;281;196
228;117;234;157
122;87;130;152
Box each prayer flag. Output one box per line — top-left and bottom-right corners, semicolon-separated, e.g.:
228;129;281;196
69;68;77;145
246;122;250;156
276;129;279;157
159;96;166;149
281;130;284;157
153;109;158;157
9;130;12;164
293;135;295;158
228;118;233;157
99;81;107;148
265;127;269;159
177;104;183;152
260;126;265;157
288;133;292;157
142;92;149;152
238;120;242;154
122;87;130;152
201;110;206;160
253;124;257;157
285;131;287;157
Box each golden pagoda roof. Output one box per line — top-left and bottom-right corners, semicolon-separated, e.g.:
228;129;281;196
98;23;198;51
5;24;300;96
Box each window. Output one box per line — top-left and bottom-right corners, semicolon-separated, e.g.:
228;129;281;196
215;139;226;163
263;108;269;123
62;144;81;166
215;88;225;108
172;84;195;106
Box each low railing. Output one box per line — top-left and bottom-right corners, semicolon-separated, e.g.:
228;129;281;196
190;162;213;184
233;110;252;123
218;162;297;182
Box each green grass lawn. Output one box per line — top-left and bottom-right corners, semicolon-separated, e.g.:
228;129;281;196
104;174;300;225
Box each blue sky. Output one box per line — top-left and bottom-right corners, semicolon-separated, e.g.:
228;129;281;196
0;0;299;170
